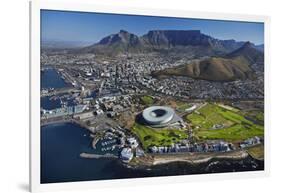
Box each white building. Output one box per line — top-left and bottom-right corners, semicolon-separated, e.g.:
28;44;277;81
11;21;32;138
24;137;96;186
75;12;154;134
120;148;133;163
127;137;138;148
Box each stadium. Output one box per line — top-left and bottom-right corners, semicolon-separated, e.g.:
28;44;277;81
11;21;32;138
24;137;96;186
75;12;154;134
140;106;184;128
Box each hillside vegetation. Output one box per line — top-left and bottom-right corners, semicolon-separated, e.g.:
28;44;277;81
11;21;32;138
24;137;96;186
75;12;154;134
153;56;253;81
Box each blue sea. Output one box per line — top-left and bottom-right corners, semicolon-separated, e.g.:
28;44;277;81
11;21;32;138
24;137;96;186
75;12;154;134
41;68;71;89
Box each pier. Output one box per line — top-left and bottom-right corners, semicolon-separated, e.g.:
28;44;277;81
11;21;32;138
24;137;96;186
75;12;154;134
40;116;73;126
41;87;81;97
80;153;118;159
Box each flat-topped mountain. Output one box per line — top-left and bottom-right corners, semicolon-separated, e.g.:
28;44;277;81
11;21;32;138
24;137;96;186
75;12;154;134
142;30;209;47
142;30;244;51
80;30;247;55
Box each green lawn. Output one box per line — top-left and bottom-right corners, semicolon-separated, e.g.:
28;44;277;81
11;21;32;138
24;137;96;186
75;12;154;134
131;123;188;150
187;103;233;129
196;124;264;141
241;110;264;124
140;95;154;106
187;103;264;142
176;102;193;111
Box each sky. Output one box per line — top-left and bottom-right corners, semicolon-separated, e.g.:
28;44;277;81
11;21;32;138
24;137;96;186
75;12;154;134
41;10;264;45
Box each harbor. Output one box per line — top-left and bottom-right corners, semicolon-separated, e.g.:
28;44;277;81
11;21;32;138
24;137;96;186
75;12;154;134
41;122;264;184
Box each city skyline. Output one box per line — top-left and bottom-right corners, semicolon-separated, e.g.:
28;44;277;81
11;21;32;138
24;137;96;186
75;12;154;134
41;10;264;45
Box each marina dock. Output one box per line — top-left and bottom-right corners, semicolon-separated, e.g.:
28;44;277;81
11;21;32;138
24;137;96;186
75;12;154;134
80;153;118;159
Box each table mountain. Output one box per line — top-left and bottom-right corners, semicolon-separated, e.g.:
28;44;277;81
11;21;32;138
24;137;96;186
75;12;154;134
79;30;246;56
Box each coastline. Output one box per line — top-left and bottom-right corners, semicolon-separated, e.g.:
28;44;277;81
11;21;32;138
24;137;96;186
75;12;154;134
78;148;261;169
152;150;249;165
42;121;264;168
128;149;262;168
40;112;265;184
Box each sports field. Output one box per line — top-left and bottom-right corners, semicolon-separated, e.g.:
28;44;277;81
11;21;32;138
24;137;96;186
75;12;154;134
187;103;264;142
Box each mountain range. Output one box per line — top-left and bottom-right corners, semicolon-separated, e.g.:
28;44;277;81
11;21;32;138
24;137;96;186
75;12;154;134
68;29;264;82
152;41;264;81
79;30;249;56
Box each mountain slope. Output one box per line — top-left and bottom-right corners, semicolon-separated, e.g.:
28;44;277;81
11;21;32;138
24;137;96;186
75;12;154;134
254;44;264;52
152;56;254;81
227;41;264;64
81;30;144;54
152;42;265;81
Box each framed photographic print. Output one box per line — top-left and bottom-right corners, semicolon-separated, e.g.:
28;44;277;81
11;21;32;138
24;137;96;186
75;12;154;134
30;1;270;192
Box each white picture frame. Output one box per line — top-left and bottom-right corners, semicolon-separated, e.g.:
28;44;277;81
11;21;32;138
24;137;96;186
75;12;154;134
30;1;270;192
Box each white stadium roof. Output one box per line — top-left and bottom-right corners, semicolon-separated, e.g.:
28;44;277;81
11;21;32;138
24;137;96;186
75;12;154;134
142;106;175;125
